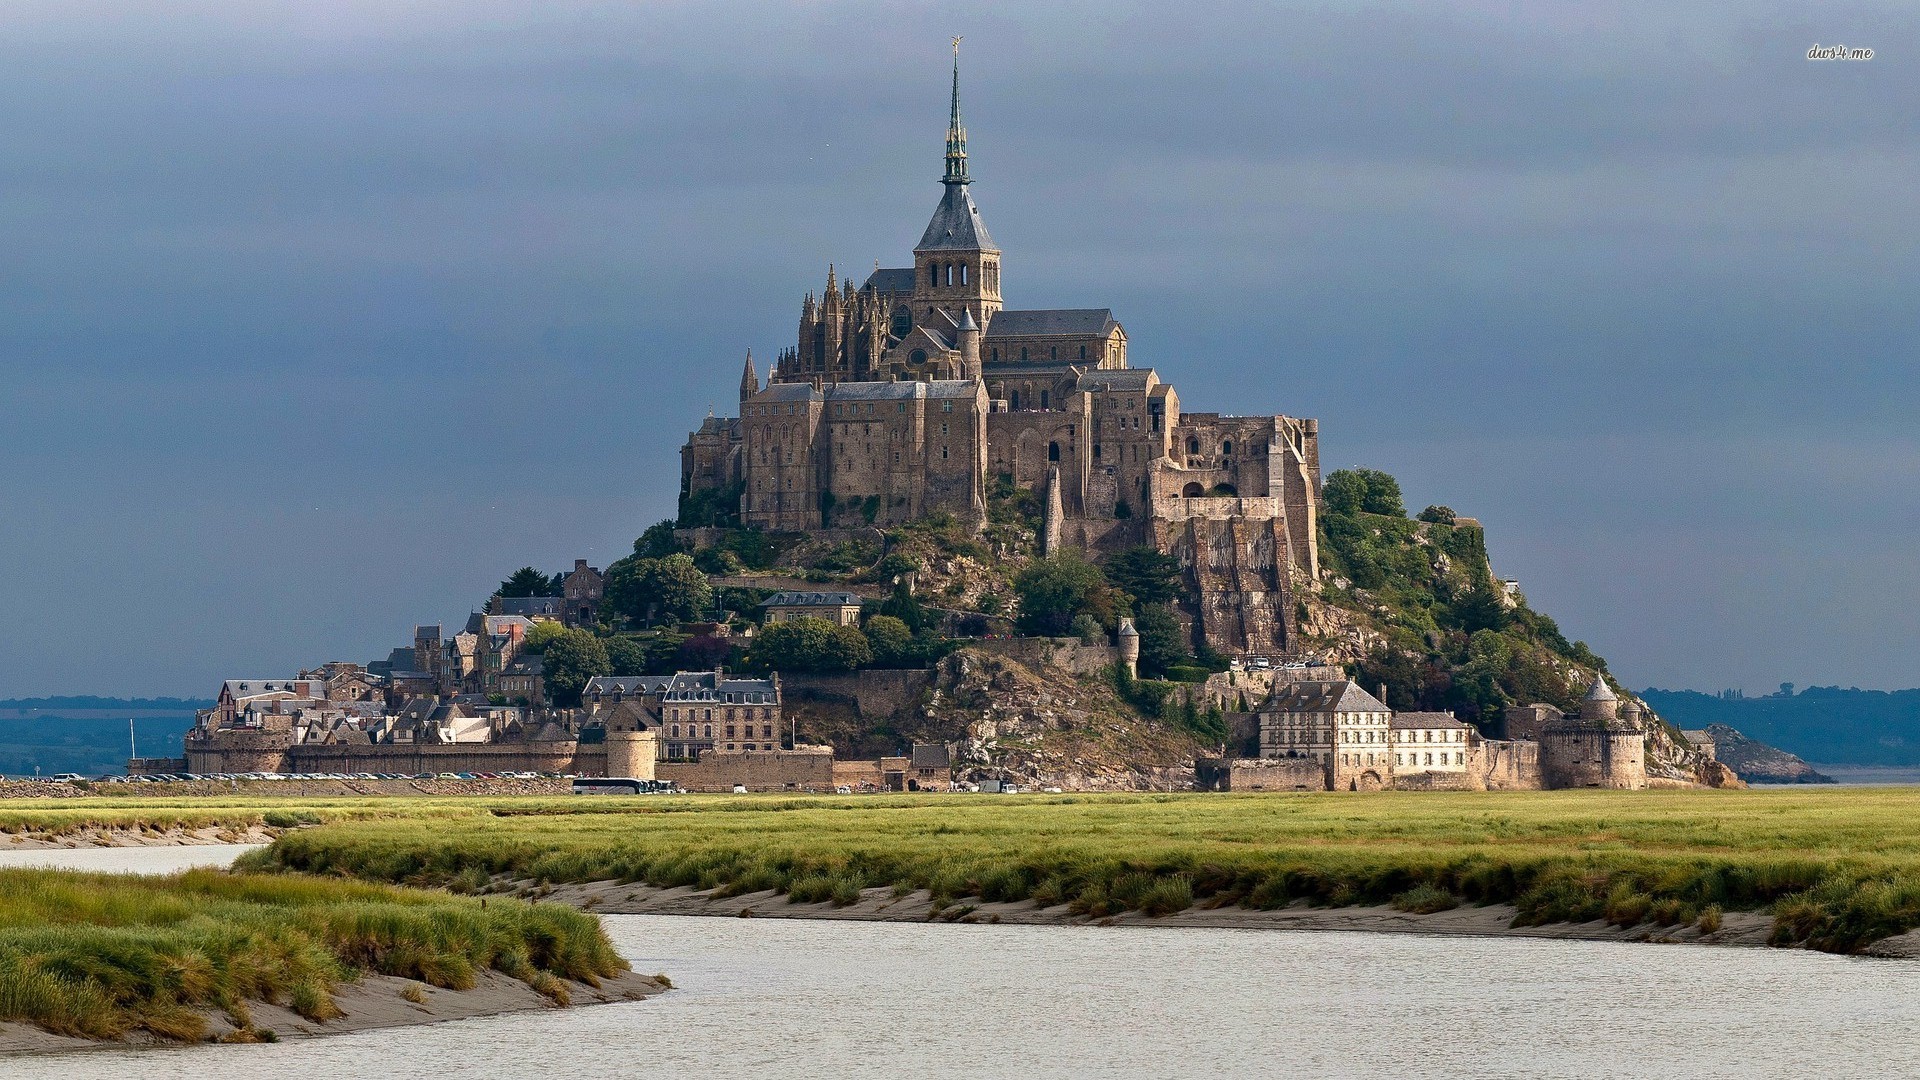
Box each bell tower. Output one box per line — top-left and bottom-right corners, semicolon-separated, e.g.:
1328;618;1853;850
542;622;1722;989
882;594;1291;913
913;39;1001;331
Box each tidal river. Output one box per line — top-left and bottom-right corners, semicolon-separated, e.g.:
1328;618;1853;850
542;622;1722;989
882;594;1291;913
9;846;1920;1079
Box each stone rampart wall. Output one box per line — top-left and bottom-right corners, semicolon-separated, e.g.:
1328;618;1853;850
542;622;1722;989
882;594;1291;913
658;749;835;792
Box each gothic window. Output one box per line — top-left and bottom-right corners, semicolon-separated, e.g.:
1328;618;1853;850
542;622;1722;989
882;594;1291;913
990;348;999;362
1187;436;1200;455
960;264;968;285
1222;440;1233;455
892;305;912;337
1048;441;1060;462
928;264;938;288
944;264;953;286
1010;391;1021;409
1079;345;1087;359
1040;390;1049;409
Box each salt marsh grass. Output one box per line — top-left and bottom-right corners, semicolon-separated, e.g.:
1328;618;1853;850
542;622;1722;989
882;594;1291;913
243;788;1920;953
0;866;624;1042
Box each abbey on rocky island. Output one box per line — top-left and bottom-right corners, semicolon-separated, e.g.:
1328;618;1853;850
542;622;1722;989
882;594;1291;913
681;49;1322;658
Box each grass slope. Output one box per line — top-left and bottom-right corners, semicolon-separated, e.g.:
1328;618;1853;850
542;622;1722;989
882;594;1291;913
245;789;1920;954
0;867;624;1042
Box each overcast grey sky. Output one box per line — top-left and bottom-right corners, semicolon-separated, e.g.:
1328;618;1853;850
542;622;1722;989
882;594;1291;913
0;1;1912;697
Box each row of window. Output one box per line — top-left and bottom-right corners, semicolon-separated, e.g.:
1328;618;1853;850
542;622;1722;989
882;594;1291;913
666;743;777;756
668;724;777;739
667;708;777;722
1337;752;1465;767
988;344;1089;363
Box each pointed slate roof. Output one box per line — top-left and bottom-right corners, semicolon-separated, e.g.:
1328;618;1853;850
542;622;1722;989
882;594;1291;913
1586;673;1617;702
916;182;997;252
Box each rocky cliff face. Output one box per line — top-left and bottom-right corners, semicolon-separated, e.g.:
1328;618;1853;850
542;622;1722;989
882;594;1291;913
1705;723;1834;784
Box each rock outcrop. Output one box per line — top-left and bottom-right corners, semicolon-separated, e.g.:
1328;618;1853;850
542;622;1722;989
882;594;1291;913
1703;724;1833;784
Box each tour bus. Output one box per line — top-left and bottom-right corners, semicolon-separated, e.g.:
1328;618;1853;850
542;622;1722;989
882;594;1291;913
571;777;680;796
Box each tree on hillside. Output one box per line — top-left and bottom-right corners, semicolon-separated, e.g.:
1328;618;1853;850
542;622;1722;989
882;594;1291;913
604;637;649;677
523;621;568;653
676;634;735;671
496;566;560;598
541;628;611;707
634;520;682;560
1105;546;1183;608
877;580;929;633
749;617;871;673
1417;505;1457;524
603;553;714;627
1014;551;1118;637
1323;469;1406;517
1133;603;1192;678
862;615;915;668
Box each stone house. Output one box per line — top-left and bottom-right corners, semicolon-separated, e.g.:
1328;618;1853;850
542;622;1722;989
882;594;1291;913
499;654;545;708
584;670;784;761
559;559;605;627
908;742;952;791
488;596;565;621
1256;680;1394;791
1390;711;1472;777
760;591;864;627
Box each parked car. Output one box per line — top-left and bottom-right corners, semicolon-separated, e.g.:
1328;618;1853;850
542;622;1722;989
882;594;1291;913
731;784;748;794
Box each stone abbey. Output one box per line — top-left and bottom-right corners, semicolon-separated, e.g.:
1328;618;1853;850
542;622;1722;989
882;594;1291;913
682;52;1322;657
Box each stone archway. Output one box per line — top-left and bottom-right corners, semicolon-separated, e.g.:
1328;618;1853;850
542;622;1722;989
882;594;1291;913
1356;770;1385;792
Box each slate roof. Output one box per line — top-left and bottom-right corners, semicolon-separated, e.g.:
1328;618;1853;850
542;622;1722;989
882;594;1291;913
1390;711;1471;731
587;676;674;696
864;267;917;294
1077;369;1156;392
1586;674;1618;702
503;654;544;677
909;743;952;769
915;184;997;252
757;383;823;402
823;380;977;402
985;309;1119;338
762;591;863;608
1264;680;1390;714
494;597;563;617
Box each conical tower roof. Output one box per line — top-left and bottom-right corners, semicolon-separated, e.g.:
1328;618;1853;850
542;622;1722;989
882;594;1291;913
1585;673;1617;702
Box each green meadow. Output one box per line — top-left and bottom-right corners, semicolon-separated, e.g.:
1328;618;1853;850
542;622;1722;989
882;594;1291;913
0;867;624;1042
241;788;1920;953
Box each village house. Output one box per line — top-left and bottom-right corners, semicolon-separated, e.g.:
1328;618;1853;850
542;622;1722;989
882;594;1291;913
759;590;864;627
1390;711;1472;776
1257;680;1395;791
584;670;784;761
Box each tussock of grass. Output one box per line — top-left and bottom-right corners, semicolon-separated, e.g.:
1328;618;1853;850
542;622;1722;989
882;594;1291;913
242;788;1920;954
0;867;625;1042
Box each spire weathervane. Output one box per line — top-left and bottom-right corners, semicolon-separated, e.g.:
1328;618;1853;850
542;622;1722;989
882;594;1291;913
944;37;969;185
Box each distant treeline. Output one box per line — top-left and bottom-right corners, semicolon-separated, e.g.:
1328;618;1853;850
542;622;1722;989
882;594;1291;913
1643;686;1920;766
0;715;197;776
0;696;211;711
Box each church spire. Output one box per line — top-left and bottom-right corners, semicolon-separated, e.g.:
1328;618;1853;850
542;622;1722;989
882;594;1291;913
739;349;759;399
943;37;969;185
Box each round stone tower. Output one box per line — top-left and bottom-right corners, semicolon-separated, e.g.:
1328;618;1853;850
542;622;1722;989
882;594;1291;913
1540;673;1647;789
1116;617;1140;677
605;729;658;782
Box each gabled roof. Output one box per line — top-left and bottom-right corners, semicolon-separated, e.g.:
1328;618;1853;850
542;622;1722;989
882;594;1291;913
915;183;997;253
494;597;563;617
910;743;951;769
865;267;917;294
985;309;1119;339
757;383;823;403
1077;369;1156;392
1265;680;1389;714
762;590;863;608
587;676;674;696
823;380;979;402
1390;711;1471;731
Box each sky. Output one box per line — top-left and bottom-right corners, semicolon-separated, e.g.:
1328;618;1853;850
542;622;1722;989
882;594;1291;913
0;1;1913;698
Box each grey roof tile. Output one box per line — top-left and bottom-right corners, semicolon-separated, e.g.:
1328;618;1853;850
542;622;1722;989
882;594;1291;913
985;309;1119;338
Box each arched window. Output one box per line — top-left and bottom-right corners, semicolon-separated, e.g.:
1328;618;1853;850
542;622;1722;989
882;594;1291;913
892;305;912;338
1050;346;1057;360
1186;436;1200;455
1040;390;1049;409
928;264;938;288
1020;347;1029;361
1222;440;1233;455
1183;482;1204;497
1048;441;1060;461
1010;391;1020;409
944;264;953;286
990;348;999;362
960;264;968;285
1079;345;1086;359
